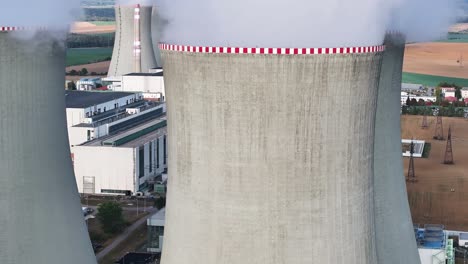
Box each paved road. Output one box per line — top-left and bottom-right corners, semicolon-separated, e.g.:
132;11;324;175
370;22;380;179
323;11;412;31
95;207;159;261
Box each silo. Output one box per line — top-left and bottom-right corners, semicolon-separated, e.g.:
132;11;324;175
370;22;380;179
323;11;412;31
108;5;157;77
374;33;421;263
0;28;97;264
160;44;385;264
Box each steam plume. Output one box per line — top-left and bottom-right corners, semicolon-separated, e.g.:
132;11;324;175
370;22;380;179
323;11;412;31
116;0;156;6
0;0;80;30
156;0;460;47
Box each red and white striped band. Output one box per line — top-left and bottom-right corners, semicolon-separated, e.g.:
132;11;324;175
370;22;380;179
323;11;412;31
0;26;47;32
159;44;385;55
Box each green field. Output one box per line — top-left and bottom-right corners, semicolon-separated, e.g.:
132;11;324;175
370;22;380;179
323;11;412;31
402;72;468;87
90;21;115;26
437;33;468;43
66;47;113;66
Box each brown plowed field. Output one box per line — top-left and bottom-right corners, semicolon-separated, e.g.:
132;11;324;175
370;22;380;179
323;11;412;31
402;115;468;230
66;61;110;81
71;22;115;34
403;42;468;79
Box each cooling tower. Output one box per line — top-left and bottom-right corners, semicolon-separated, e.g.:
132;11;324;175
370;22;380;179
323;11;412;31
374;33;421;263
108;5;157;77
160;44;385;264
0;28;97;264
151;6;162;67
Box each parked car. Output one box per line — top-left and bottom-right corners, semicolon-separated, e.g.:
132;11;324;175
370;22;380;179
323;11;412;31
82;207;94;216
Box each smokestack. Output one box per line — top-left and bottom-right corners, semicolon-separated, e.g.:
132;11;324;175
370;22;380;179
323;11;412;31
160;44;385;264
0;28;97;263
373;32;421;264
134;4;142;72
109;4;156;76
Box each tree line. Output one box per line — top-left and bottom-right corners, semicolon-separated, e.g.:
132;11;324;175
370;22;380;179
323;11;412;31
67;33;115;48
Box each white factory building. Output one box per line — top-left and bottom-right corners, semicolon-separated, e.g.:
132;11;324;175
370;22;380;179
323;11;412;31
76;77;103;91
147;208;165;253
72;116;167;195
65;91;165;147
66;91;168;196
103;69;165;102
400;92;436;105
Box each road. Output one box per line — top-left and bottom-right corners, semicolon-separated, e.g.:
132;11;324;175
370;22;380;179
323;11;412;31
95;207;159;261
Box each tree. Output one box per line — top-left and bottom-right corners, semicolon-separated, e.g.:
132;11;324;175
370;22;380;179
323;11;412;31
455;86;462;101
79;68;88;76
435;87;442;104
97;202;125;234
67;81;76;90
154;197;166;210
68;69;78;76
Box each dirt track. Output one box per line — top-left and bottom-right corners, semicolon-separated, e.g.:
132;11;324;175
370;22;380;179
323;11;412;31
402;115;468;230
403;42;468;79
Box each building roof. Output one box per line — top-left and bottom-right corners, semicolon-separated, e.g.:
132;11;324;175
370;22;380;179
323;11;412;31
82;116;167;148
78;77;101;82
124;72;163;77
402;83;423;90
65;91;135;109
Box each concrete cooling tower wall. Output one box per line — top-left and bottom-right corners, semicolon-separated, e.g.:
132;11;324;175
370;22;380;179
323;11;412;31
0;29;97;264
109;5;157;77
374;33;421;264
151;6;162;67
160;45;385;264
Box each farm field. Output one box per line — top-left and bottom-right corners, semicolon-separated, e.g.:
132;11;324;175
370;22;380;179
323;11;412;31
91;21;116;26
403;42;468;81
402;72;468;87
71;21;116;34
402;115;468;230
67;47;113;67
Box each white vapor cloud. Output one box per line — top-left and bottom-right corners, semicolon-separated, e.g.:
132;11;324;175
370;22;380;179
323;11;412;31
0;0;80;30
116;0;156;6
391;0;459;43
155;0;460;47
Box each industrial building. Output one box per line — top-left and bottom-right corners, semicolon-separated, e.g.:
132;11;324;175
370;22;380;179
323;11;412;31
147;208;165;253
415;224;454;264
0;28;96;263
402;139;426;158
76;77;103;91
65;90;165;147
72;114;167;195
104;71;165;100
109;4;157;77
160;44;388;264
402;83;425;92
400;92;436;105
